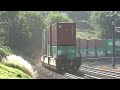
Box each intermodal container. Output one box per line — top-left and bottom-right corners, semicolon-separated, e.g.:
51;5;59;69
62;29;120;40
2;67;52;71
96;39;106;57
51;22;76;45
88;40;96;57
80;39;87;58
107;39;113;56
115;39;120;56
76;39;80;57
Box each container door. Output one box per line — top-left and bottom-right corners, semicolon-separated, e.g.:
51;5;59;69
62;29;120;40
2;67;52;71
67;46;76;60
57;23;76;45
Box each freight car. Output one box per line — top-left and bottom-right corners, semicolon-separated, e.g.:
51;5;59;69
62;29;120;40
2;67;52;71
41;22;81;72
78;39;120;58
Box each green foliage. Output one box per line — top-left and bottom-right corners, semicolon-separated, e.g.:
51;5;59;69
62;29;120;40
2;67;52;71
67;11;90;21
0;46;13;58
0;34;5;46
77;20;94;30
0;48;6;58
89;11;120;39
46;12;73;26
76;29;101;39
0;11;47;58
65;11;91;29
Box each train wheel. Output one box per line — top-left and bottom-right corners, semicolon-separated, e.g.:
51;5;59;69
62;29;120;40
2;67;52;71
74;66;79;72
64;64;70;72
71;61;81;72
70;66;79;72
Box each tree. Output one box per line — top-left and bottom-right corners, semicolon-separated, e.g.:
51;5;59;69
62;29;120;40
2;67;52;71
0;11;18;46
89;11;120;39
66;11;91;29
13;11;46;57
46;11;73;26
67;11;90;21
0;11;47;58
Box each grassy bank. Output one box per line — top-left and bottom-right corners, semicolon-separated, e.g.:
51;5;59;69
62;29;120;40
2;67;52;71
0;62;32;79
0;54;36;79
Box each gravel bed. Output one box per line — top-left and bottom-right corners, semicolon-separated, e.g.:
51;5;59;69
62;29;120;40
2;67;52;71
32;57;120;79
33;63;71;79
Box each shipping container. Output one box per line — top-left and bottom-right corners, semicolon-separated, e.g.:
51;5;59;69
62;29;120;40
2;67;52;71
88;40;96;57
76;39;80;57
95;39;106;57
42;31;44;55
52;46;76;60
47;26;52;57
80;39;87;58
51;23;57;45
51;22;76;45
106;39;120;57
45;29;48;56
107;39;113;56
115;39;120;56
47;27;50;57
103;39;108;56
76;39;79;48
52;46;57;58
66;46;76;59
42;29;47;55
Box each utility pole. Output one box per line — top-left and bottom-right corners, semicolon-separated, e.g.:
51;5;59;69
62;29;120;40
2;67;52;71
106;11;116;68
112;11;116;68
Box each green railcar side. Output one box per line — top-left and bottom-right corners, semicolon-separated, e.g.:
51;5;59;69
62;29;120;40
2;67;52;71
52;46;76;60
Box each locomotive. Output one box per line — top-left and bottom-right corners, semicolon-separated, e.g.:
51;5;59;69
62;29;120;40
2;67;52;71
41;22;81;72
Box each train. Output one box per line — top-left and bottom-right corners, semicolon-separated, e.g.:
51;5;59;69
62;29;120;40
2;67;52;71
41;22;81;72
76;39;120;58
41;22;120;72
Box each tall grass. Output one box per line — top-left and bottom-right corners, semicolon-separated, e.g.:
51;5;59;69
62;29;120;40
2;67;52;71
1;54;37;78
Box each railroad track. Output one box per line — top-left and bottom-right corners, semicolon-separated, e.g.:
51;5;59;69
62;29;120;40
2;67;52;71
65;71;102;79
80;65;120;79
41;64;103;79
65;73;84;79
